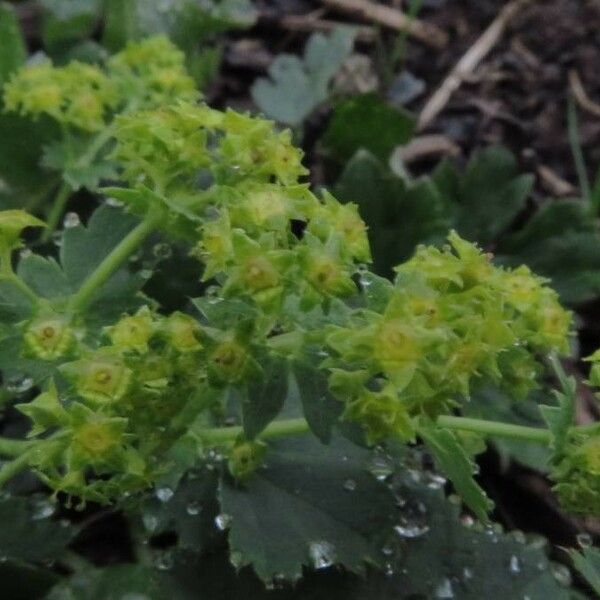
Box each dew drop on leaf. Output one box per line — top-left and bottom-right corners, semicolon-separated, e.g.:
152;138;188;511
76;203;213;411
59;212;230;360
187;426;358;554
215;513;232;530
105;197;124;208
424;472;447;489
139;269;153;280
155;486;173;503
576;532;592;548
343;478;356;492
462;566;473;581
308;540;336;570
63;212;81;229
142;514;158;532
368;454;393;481
154;550;174;571
153;243;172;260
186;501;202;516
434;577;454;598
6;375;33;394
394;500;429;538
550;564;572;587
32;499;55;520
19;248;32;259
509;555;521;574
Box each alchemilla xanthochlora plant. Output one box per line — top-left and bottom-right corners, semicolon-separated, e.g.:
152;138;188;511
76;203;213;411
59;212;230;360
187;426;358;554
2;34;600;594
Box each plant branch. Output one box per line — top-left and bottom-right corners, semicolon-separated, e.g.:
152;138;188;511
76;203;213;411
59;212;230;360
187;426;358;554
436;415;553;444
0;449;34;487
67;208;162;315
200;417;311;446
0;437;34;457
41;181;72;243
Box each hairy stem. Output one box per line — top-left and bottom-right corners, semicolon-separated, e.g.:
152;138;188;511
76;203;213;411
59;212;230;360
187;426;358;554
41;182;72;243
67;208;161;315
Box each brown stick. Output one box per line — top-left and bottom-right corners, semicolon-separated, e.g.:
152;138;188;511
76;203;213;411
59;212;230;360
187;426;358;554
321;0;448;48
280;15;376;43
569;69;600;119
418;0;531;130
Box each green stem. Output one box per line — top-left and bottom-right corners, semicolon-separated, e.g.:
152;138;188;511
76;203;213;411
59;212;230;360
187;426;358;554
67;209;162;315
41;181;72;244
0;449;34;487
200;417;310;446
0;437;34;457
436;415;553;444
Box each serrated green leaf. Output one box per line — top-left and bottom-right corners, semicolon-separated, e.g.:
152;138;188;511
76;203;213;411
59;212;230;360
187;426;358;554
498;199;600;305
219;435;395;583
243;356;288;439
334;150;449;277
139;471;219;552
41;0;101;61
434;146;534;245
0;3;26;86
17;255;72;299
292;360;341;444
0;559;59;600
0;495;75;562
252;28;355;126
0;280;36;322
322;93;415;163
464;386;553;472
540;357;576;458
419;423;493;522
570;546;600;595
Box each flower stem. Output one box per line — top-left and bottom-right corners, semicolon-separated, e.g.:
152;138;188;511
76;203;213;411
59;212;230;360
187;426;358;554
436;415;553;444
0;449;33;487
200;417;310;446
67;208;161;315
0;437;34;457
41;182;72;243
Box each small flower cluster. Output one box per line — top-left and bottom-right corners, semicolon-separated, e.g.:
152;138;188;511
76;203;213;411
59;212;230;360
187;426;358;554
18;307;215;502
325;234;571;443
3;36;196;134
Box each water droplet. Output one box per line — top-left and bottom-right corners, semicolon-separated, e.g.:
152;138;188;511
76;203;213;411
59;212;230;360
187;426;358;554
462;566;473;581
105;197;124;208
142;514;158;532
51;230;63;247
484;525;499;544
383;562;394;576
460;514;474;528
19;248;32;260
368;454;393;481
6;375;33;394
186;501;202;516
509;555;521;574
381;544;394;557
308;540;336;570
551;564;571;587
154;550;173;571
510;530;526;544
394;499;429;538
343;478;357;492
139;269;153;280
63;212;80;229
205;285;222;304
424;472;447;489
577;532;592;548
32;499;55;520
434;577;454;598
153;243;172;260
155;487;173;503
215;513;232;530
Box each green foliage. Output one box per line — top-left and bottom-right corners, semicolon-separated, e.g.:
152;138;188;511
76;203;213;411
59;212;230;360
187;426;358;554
322;93;415;163
570;546;600;596
252;28;356;127
0;3;26;86
0;32;597;598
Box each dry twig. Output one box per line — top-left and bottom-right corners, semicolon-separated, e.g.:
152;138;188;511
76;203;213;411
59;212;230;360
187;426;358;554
537;165;576;197
418;0;531;130
280;15;376;43
321;0;448;48
569;69;600;119
394;134;460;164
